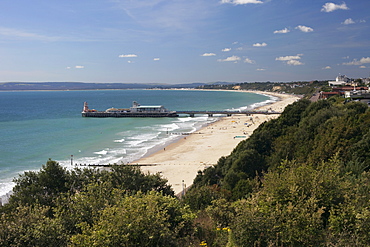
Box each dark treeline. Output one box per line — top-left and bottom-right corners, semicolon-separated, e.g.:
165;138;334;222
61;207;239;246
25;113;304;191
197;80;332;96
1;96;370;246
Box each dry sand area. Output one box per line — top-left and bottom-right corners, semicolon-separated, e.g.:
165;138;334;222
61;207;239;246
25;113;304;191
131;91;301;194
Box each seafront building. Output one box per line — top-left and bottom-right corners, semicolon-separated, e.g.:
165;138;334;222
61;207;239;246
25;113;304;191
328;74;350;87
320;74;370;105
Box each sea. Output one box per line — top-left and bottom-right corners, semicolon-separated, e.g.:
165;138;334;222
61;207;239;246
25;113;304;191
0;89;275;202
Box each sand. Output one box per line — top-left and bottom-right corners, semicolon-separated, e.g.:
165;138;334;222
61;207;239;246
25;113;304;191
131;91;301;194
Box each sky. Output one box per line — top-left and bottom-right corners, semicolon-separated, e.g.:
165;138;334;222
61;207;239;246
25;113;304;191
0;0;369;84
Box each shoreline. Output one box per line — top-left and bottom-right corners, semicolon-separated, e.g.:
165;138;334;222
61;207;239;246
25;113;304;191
130;89;280;162
0;90;296;205
132;90;301;194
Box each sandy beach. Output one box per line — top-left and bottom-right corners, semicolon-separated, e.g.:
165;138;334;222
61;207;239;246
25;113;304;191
132;91;301;194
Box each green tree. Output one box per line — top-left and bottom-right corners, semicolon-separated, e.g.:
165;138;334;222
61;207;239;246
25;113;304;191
55;181;117;236
7;159;69;208
70;192;195;247
105;165;174;196
0;205;67;246
182;185;230;211
231;196;325;247
228;158;353;246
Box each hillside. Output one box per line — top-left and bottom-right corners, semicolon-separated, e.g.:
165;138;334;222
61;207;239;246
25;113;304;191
185;97;370;246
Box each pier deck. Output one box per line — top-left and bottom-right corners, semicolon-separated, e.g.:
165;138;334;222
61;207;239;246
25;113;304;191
82;110;281;118
82;101;282;118
175;110;281;117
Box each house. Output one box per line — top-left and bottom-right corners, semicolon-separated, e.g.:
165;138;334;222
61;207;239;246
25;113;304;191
319;91;342;99
332;86;368;92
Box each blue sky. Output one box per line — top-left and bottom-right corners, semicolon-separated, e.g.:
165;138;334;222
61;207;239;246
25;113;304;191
0;0;369;84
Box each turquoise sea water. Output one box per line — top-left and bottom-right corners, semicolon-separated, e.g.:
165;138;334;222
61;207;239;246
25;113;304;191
0;89;274;199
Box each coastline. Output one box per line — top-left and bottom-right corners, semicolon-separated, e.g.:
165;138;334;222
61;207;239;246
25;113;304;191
132;91;301;194
0;89;272;202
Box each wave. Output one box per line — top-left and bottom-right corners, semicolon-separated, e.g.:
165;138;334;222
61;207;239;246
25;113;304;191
156;123;180;132
249;98;278;110
73;155;123;167
114;138;125;143
125;132;161;147
176;117;194;122
228;94;278;111
94;149;109;155
0;182;15;205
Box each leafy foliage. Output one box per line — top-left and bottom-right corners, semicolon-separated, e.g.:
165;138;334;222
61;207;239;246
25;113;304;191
70;192;194;247
0;162;183;246
0;205;67;247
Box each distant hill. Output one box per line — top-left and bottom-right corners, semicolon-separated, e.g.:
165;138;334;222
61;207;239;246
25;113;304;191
0;82;236;91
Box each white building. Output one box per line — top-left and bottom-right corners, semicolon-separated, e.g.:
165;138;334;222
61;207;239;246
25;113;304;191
329;75;350;86
362;77;370;85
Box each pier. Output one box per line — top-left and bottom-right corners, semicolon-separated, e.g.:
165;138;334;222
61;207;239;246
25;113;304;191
175;110;281;117
82;109;281;118
82;101;282;118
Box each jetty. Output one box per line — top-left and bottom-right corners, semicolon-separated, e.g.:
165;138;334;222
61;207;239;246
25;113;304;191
175;110;280;117
82;101;282;118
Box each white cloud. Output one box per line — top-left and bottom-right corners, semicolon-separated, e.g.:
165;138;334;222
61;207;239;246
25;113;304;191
342;18;355;25
341;18;366;25
321;2;349;12
66;66;85;69
253;42;267;47
273;28;290;34
217;55;241;62
244;58;255;64
221;0;263;5
222;48;231;52
257;68;266;71
287;60;303;66
276;54;304;66
119;54;138;58
276;55;302;61
295;25;314;32
323;66;332;69
343;57;370;65
153;58;160;61
201;53;216;57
